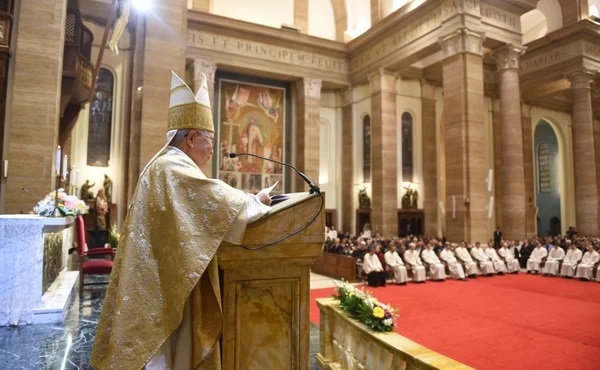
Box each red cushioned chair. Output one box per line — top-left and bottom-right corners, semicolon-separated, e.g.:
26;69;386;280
74;215;115;295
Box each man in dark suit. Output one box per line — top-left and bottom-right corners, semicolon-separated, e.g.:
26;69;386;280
493;227;502;249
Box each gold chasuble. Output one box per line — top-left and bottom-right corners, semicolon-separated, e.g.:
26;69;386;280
91;147;247;370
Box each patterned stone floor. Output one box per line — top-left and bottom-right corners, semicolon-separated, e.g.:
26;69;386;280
0;274;331;369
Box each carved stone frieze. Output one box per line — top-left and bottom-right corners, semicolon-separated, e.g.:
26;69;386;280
439;27;485;59
193;58;217;84
494;44;526;71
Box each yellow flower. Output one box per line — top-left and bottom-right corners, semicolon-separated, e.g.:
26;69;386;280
373;306;385;319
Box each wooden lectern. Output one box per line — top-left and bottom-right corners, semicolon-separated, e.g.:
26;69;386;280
218;192;324;370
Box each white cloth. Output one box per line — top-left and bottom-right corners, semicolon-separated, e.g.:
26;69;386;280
384;250;407;283
498;247;520;273
560;248;583;277
471;247;495;275
439;249;465;279
484;248;507;273
527;247;548;272
146;193;270;370
363;253;384;274
403;249;426;282
575;251;600;280
421;249;446;280
542;247;565;276
454;246;478;276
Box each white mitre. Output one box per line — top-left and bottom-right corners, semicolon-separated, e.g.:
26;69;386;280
167;70;214;132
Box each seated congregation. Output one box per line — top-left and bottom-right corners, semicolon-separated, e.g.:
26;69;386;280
322;228;600;287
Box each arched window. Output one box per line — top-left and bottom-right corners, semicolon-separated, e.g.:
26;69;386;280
363;115;371;182
401;112;413;181
87;68;114;166
537;143;550;194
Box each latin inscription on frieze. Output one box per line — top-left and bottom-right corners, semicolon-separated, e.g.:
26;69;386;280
441;0;480;17
521;44;576;74
480;4;519;31
187;30;348;74
584;41;600;60
351;9;442;71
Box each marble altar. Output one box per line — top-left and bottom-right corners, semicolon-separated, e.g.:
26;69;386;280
0;215;77;326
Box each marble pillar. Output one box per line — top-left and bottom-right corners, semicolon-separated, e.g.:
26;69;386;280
194;58;218;177
421;81;438;235
4;0;68;213
491;98;503;228
137;0;187;171
568;69;599;236
296;78;322;192
340;87;354;233
370;70;398;237
440;28;487;243
494;44;527;239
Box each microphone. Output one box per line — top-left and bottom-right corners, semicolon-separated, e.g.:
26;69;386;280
228;152;321;194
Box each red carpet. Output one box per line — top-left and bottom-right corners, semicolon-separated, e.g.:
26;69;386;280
310;274;600;370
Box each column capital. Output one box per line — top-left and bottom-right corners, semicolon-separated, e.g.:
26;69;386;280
493;44;526;71
193;58;217;84
439;27;485;59
298;78;322;99
567;68;596;90
337;85;353;106
368;69;396;94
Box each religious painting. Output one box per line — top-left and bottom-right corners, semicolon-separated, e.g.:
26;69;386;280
216;75;287;195
362;115;371;183
401;112;413;182
87;68;113;167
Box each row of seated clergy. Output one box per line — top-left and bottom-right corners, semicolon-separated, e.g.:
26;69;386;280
454;242;520;275
535;242;600;280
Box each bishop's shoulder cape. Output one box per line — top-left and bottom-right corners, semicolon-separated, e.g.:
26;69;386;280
91;147;247;370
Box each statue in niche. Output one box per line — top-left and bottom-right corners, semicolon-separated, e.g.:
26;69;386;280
103;174;113;203
411;189;419;208
95;188;109;230
358;185;371;209
402;186;413;209
81;180;95;201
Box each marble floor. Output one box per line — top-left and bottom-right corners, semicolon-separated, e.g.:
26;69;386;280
0;274;336;370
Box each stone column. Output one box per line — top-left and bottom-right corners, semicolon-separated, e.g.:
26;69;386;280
439;27;487;243
191;0;210;12
568;69;599;236
194;58;217;177
294;0;308;33
521;104;536;237
421;81;438;235
137;0;187;171
296;78;322;192
4;0;68;213
339;86;354;233
370;70;397;236
491;98;503;227
494;44;527;239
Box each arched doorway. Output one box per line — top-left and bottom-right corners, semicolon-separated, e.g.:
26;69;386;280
534;121;561;237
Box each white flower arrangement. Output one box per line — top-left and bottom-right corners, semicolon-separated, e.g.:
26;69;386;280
333;281;397;332
33;188;89;217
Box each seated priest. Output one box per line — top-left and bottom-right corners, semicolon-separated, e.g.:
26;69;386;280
454;242;478;277
421;243;446;281
560;241;583;278
575;244;600;280
403;243;426;283
91;72;271;370
542;243;565;276
527;242;548;274
439;243;467;281
498;242;520;273
363;246;387;287
470;242;495;276
384;241;408;285
484;242;507;274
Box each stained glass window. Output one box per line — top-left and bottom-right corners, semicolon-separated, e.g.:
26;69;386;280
87;68;113;166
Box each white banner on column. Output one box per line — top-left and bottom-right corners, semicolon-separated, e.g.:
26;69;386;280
488;196;494;219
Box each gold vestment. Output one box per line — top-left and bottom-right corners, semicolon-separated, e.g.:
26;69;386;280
91;147;247;370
